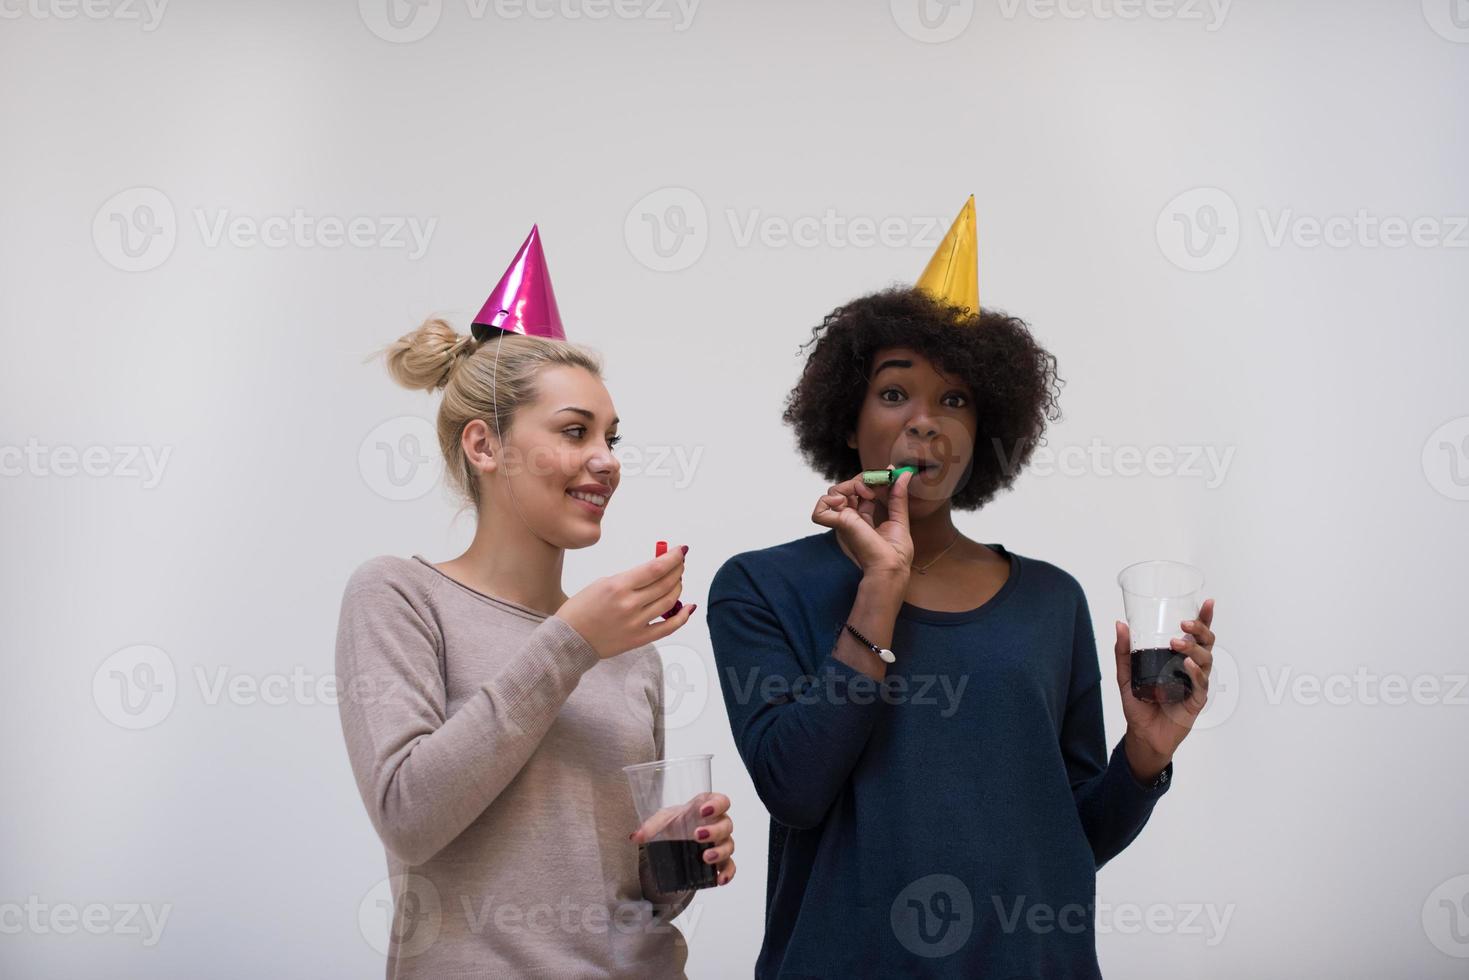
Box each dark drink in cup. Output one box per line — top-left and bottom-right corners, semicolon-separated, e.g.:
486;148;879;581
1117;560;1205;706
1130;647;1194;704
644;839;719;892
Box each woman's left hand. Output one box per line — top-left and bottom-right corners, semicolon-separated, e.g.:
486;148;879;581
1113;598;1217;781
632;792;737;887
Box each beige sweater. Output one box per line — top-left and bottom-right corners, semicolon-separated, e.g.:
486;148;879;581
335;555;693;979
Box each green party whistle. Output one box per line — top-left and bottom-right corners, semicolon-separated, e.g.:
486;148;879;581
860;466;917;486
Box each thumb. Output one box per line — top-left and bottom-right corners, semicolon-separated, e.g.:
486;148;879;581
885;469;912;529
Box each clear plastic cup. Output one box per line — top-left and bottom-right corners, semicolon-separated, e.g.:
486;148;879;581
622;754;718;892
1117;560;1205;704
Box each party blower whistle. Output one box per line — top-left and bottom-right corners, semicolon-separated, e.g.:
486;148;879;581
655;541;683;619
860;466;918;486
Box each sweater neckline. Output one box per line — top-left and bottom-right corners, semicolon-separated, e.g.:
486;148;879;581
820;530;1023;625
410;555;553;622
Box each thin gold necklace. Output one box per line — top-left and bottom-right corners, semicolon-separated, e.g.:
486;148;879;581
913;529;962;575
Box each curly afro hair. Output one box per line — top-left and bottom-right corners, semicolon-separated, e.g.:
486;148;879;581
781;287;1064;511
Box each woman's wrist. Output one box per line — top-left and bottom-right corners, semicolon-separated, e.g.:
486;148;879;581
1123;730;1172;784
860;566;909;596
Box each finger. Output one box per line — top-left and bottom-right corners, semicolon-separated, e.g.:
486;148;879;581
632;551;687;602
700;838;734;867
1172;630;1212;673
697;792;730;820
1114;621;1132;691
1181;615;1215;650
1182;655;1209;714
716;857;736;887
696;816;733;846
625;546;686;590
1198;597;1215;629
641;575;683;618
643;601;697;643
630;803;682;843
884;469;912;528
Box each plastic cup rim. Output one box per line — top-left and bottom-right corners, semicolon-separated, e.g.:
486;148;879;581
622;753;713;776
1116;559;1206;598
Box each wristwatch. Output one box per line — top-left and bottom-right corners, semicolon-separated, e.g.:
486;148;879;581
844;622;895;664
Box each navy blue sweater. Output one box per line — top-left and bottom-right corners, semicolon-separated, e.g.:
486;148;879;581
707;530;1173;978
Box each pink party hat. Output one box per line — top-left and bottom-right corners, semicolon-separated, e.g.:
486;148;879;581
471;225;566;341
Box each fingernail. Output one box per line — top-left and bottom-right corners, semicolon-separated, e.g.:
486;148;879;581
1183;620;1195;629
696;828;709;840
704;850;717;863
688;604;698;616
680;544;689;556
700;804;714;816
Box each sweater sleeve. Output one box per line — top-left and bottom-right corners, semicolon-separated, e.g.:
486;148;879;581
334;560;600;866
640;650;697;920
1061;588;1173;869
707;556;888;830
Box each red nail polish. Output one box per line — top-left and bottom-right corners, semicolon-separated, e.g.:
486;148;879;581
697;828;709;840
700;804;714;817
680;544;689;556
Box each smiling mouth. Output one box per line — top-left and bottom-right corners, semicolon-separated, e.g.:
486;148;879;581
567;489;608;510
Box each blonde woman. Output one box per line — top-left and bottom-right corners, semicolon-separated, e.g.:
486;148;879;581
335;307;737;978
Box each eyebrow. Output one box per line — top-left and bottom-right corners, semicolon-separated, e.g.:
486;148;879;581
872;359;913;377
555;407;620;426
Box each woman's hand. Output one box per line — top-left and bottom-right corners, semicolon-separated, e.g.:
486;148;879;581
631;792;737;887
557;546;697;659
811;468;914;579
1114;598;1217;781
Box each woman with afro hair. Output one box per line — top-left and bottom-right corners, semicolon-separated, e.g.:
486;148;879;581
707;202;1217;978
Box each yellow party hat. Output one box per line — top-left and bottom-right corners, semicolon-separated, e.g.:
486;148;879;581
915;195;978;313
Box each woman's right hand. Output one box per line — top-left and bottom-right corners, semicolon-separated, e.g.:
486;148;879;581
556;546;696;659
811;469;914;579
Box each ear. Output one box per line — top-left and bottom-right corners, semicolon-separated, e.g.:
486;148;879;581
461;419;498;477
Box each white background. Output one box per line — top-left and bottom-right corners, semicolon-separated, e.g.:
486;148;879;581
2;0;1467;976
